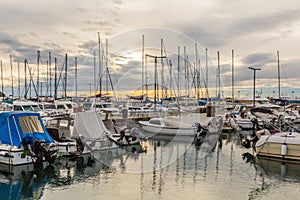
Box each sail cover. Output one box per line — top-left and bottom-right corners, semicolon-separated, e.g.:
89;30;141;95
72;112;109;140
0;111;54;147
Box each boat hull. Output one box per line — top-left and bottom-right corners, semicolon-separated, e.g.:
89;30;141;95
0;144;57;166
256;134;300;160
140;123;196;137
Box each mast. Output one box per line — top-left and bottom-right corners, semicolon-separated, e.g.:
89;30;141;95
46;60;49;97
98;32;102;98
145;53;148;97
195;42;200;101
93;51;96;96
49;52;52;98
10;54;13;99
105;38;108;94
161;38;164;99
218;51;220;98
142;34;144;101
169;60;172;97
154;57;158;110
54;57;57;100
0;60;3;100
277;50;280;99
184;46;187;98
24;59;27;99
18;62;20;99
187;55;190;98
75;57;78;98
205;48;209;99
37;50;40;101
232;49;234;103
177;46;180;97
64;53;67;99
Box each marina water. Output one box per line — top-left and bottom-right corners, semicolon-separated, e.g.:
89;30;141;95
1;130;300;200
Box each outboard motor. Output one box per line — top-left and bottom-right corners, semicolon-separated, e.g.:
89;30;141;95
251;117;259;131
193;122;206;146
22;136;56;164
76;135;86;152
33;140;56;164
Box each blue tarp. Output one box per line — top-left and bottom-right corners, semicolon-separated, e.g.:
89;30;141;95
0;111;54;147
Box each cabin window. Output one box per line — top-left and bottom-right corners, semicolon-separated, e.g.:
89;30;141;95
150;119;161;125
66;104;73;109
57;105;65;109
47;119;59;126
18;116;44;133
14;105;23;111
44;104;56;109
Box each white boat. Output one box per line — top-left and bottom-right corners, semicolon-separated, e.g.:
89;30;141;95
138;117;197;137
12;100;47;117
222;114;241;132
54;100;77;115
231;104;264;129
72;112;119;151
255;130;300;160
0;111;57;166
38;101;66;117
83;98;120;115
43;115;90;156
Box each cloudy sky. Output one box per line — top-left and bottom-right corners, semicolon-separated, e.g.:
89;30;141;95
1;0;300;98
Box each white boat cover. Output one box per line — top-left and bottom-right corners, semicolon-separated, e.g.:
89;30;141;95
72;112;109;140
256;132;300;147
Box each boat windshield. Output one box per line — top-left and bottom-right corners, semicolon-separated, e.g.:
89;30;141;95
66;104;73;109
18;116;44;133
149;119;162;125
95;104;103;108
103;104;112;108
23;105;33;111
232;105;240;113
31;105;42;112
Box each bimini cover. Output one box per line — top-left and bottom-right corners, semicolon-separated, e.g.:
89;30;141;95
73;111;109;139
0;111;54;147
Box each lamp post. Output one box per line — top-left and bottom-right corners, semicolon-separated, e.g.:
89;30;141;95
248;67;261;107
145;54;166;111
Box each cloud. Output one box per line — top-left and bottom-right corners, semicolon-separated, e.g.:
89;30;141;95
228;8;300;37
241;53;275;67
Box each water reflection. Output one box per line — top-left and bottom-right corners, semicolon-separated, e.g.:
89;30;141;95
0;163;56;200
255;157;300;180
2;130;300;200
241;143;300;199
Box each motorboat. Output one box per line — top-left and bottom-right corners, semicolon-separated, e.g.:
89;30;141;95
222;114;241;132
138;117;197;137
43;115;90;156
255;130;300;161
38;101;66;117
72;112;119;151
0;111;57;165
12;100;47;117
54;100;77;115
